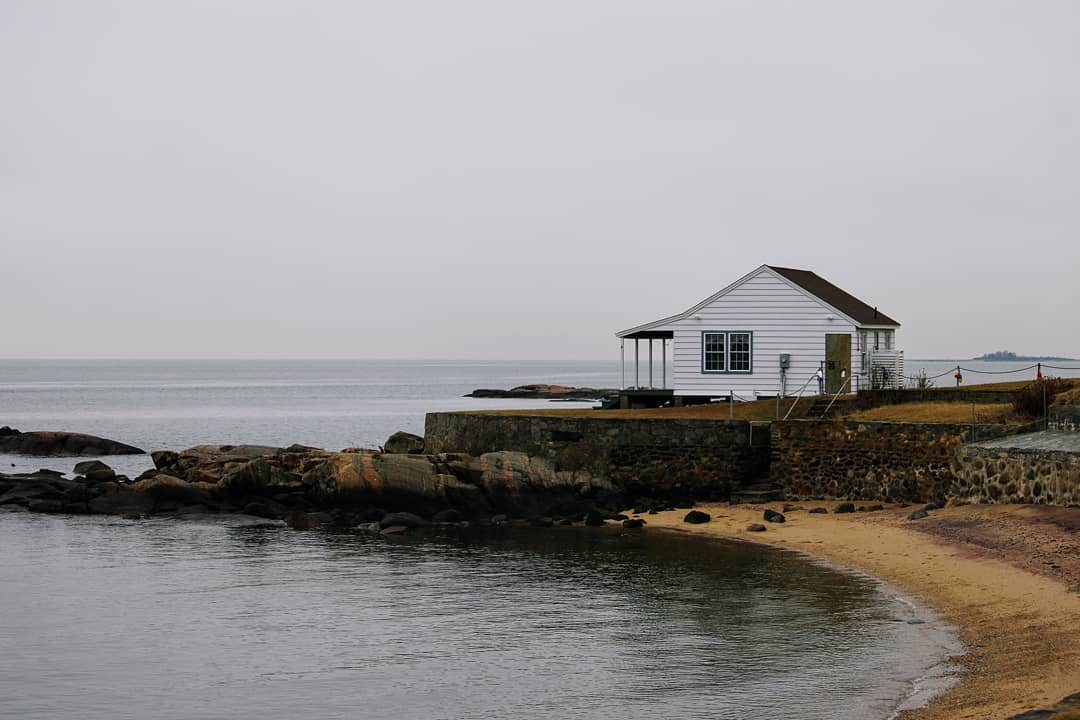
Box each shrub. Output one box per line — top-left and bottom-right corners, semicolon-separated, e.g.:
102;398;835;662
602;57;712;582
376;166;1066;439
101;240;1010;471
1012;377;1071;418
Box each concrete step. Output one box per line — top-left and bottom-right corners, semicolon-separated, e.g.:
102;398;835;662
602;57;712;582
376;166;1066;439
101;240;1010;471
730;483;784;504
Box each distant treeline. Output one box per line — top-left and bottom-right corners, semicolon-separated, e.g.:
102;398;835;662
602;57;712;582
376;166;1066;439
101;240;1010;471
972;350;1075;362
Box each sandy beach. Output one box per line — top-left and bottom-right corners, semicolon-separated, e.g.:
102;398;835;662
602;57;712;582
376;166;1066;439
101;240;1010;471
635;503;1080;720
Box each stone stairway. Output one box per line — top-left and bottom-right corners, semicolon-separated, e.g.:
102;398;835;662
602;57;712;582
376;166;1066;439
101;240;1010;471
804;396;860;419
729;480;784;504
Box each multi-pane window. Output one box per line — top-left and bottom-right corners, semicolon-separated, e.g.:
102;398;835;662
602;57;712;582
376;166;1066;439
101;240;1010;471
703;333;726;372
729;333;751;371
702;332;753;373
884;331;893;350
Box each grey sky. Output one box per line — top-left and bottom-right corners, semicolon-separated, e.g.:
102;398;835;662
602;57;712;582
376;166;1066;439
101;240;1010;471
3;1;1077;360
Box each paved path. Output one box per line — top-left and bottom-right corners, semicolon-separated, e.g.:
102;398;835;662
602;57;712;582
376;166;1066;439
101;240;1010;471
971;431;1080;453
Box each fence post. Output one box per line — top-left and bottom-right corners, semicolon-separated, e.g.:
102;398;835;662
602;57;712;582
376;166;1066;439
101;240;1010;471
971;401;976;442
1044;382;1048;430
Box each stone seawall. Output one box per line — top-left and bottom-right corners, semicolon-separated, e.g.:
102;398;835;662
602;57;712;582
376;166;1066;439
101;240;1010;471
770;420;1035;504
955;446;1080;506
954;434;1080;506
424;413;771;501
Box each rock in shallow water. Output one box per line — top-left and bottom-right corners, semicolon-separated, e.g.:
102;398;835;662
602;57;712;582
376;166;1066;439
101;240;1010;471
73;460;115;482
380;512;428;529
833;502;856;514
763;509;785;523
584;510;606;527
0;427;144;456
746;523;766;532
431;508;463;524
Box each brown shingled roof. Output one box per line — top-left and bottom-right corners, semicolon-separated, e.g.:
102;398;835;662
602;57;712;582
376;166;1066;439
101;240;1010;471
767;266;900;326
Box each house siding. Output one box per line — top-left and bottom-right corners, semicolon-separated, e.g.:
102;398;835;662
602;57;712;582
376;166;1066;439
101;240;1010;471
666;269;861;397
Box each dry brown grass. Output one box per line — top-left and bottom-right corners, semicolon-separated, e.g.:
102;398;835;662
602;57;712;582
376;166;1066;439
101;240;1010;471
1053;387;1080;405
927;378;1080;393
464;396;812;421
845;401;1020;424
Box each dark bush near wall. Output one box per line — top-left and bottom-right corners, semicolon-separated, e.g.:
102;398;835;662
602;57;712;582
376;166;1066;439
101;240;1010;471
1012;377;1071;418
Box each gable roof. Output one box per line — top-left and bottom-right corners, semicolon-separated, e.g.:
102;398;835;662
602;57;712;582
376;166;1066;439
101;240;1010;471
617;264;899;337
766;266;899;326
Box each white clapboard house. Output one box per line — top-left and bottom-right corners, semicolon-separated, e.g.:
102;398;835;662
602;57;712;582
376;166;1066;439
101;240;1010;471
615;264;903;404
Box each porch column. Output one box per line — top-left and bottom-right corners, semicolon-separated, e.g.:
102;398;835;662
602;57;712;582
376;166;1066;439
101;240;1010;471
620;339;625;390
648;338;654;389
634;339;640;388
662;338;667;389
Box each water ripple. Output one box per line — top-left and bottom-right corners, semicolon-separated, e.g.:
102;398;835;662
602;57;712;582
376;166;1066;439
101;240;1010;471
0;513;957;720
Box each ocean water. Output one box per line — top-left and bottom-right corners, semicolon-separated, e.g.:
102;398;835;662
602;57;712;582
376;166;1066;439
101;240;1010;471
0;359;963;720
0;512;959;720
0;360;617;478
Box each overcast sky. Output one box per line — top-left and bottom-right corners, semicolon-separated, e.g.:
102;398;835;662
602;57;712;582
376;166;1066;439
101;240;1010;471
3;1;1077;360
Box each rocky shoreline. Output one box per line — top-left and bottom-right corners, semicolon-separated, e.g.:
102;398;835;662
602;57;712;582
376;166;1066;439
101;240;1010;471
0;431;700;532
465;384;618;400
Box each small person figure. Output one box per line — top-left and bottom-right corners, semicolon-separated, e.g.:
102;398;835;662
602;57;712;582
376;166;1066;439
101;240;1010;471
816;368;824;395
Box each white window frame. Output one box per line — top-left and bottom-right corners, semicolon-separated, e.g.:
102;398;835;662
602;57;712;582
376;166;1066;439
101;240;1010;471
701;331;753;374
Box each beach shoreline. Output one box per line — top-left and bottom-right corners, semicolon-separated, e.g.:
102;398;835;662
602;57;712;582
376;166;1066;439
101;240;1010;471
634;503;1080;720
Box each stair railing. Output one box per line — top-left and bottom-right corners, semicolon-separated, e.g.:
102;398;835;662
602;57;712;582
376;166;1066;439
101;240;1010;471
781;373;820;421
820;375;852;417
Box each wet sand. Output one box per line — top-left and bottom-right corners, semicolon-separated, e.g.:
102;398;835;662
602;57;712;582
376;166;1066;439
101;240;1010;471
634;503;1080;720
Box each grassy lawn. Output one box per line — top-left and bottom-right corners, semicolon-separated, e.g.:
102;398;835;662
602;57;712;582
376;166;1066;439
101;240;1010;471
923;378;1080;393
844;401;1020;424
465;396;813;421
457;379;1076;423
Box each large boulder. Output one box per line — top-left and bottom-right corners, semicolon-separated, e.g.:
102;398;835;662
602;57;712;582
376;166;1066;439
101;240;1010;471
0;428;144;456
684;510;711;524
73;460;115;482
763;509;785;523
151;451;179;470
470;451;617;518
383;431;424;454
126;475;220;509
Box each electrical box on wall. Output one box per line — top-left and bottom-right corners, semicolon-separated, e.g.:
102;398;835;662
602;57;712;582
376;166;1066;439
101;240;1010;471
779;354;791;369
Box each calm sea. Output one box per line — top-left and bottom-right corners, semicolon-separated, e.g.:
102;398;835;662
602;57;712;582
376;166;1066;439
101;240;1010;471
0;360;617;478
0;360;963;719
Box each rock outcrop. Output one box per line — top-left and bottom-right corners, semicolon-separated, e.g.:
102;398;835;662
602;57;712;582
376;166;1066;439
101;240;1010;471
0;443;623;525
465;385;618;400
0;426;144;456
383;431;424;454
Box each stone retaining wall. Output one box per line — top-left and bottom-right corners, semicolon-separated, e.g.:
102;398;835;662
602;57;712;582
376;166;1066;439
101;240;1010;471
424;413;770;501
954;445;1080;506
770;420;1035;504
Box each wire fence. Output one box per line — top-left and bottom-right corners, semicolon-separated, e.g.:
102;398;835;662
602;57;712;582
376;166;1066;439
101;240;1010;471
902;361;1080;387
